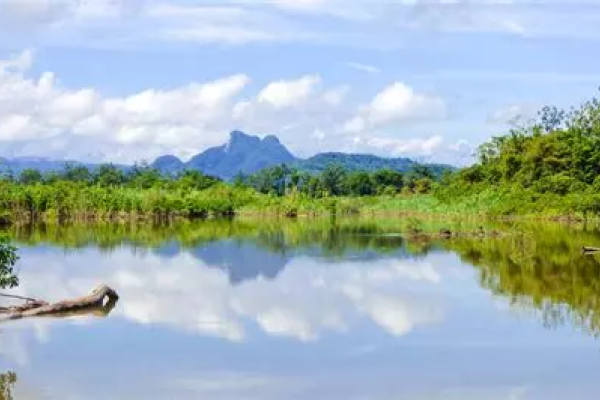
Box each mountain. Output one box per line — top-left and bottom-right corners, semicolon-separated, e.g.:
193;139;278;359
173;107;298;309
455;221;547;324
294;152;417;173
153;131;454;179
153;130;296;179
152;155;184;172
0;131;454;179
0;157;97;174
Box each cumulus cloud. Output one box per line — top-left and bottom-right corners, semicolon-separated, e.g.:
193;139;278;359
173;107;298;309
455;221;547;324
257;75;321;109
342;82;446;135
0;50;455;162
0;50;252;161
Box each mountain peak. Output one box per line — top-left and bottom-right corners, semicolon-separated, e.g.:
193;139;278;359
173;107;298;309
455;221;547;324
169;131;297;179
226;130;260;152
262;135;280;145
228;130;259;143
229;130;251;140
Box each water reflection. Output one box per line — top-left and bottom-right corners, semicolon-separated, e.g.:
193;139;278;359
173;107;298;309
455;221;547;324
9;241;444;343
443;223;600;337
0;371;16;400
1;219;600;399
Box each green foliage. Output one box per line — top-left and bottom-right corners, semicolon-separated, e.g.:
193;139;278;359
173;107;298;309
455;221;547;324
18;169;42;185
435;89;600;217
243;164;412;198
0;236;18;289
0;371;16;400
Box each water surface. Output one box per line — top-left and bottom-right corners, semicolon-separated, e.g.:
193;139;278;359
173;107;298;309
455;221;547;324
0;219;599;399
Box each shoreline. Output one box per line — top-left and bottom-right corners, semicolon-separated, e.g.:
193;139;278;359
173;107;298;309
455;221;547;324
0;208;589;226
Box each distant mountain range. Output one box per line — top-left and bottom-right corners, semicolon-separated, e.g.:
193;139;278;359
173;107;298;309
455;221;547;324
0;157;118;175
153;130;296;179
152;131;453;178
0;131;454;179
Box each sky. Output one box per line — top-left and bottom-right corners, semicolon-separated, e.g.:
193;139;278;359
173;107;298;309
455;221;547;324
1;0;600;165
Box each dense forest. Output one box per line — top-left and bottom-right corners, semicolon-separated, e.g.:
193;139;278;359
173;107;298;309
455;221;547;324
1;92;600;221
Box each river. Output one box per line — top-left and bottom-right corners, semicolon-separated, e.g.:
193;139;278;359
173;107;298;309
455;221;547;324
0;218;598;399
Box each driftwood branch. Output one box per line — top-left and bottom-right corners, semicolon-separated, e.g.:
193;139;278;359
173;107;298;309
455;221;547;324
0;285;119;322
582;246;600;254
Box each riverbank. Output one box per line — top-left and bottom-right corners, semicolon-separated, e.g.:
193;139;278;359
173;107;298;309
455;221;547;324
0;180;592;224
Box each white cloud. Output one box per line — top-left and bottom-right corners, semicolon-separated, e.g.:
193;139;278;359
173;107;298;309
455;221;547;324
0;50;253;162
362;135;445;157
487;103;539;125
0;0;69;24
3;0;600;50
346;62;381;74
368;82;446;124
257;75;321;109
145;3;317;45
343;82;446;134
322;85;350;106
0;48;34;72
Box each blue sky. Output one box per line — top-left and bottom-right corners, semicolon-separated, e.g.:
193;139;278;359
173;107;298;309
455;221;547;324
0;0;599;165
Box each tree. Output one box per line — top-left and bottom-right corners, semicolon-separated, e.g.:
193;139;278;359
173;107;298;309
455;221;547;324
321;164;347;196
176;170;220;191
62;164;92;184
414;178;433;194
372;169;404;193
94;164;126;187
128;163;163;189
347;171;374;196
18;169;42;185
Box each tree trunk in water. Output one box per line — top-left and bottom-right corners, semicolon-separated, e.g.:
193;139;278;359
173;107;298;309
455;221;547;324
582;246;600;254
0;285;119;321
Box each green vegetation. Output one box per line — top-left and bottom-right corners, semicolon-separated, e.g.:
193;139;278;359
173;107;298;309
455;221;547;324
0;158;442;222
0;371;16;400
0;164;255;222
436;91;600;217
0;236;18;289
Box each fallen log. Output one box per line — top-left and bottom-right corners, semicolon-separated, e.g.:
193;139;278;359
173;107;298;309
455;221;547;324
583;246;600;254
0;284;119;321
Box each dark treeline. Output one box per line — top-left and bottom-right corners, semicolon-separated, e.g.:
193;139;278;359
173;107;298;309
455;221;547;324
237;163;436;197
11;162;220;190
5;161;438;197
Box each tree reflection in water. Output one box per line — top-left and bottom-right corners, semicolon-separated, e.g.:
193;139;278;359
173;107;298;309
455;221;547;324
0;372;16;400
4;218;600;337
